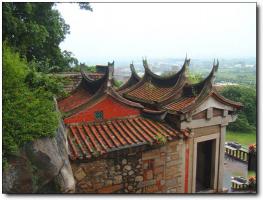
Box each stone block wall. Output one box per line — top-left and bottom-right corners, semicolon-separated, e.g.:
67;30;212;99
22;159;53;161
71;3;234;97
71;152;143;193
140;140;183;193
165;141;184;193
71;139;184;193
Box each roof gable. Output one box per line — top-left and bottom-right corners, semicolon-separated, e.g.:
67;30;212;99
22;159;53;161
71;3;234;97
64;95;142;124
122;58;190;104
61;61;144;123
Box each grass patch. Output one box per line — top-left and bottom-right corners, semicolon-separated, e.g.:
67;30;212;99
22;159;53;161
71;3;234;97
248;171;256;177
226;131;256;147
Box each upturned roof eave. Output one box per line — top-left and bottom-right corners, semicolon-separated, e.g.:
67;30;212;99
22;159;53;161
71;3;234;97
117;63;141;92
62;62;145;118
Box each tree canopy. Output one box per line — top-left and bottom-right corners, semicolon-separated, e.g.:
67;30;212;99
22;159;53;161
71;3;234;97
2;2;91;72
2;3;94;169
220;85;256;133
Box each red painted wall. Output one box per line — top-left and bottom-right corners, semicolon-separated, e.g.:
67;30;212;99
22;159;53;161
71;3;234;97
64;96;140;124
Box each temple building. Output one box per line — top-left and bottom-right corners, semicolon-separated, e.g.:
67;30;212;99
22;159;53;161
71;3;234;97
57;58;242;193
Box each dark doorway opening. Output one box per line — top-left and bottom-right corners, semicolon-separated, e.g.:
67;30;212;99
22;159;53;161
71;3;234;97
195;139;215;192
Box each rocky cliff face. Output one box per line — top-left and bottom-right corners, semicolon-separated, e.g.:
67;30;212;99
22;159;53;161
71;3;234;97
3;120;75;193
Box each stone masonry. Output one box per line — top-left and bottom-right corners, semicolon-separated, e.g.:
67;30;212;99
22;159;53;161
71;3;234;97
71;139;184;193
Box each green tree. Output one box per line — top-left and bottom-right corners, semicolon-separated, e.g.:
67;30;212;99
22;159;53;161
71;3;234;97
220;85;256;132
188;72;203;84
2;2;91;72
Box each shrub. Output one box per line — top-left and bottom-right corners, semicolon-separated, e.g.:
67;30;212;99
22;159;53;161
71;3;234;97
3;45;59;158
220;85;256;133
155;133;167;145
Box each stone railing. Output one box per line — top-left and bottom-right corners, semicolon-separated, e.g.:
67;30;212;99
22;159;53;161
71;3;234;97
231;176;248;191
225;142;248;163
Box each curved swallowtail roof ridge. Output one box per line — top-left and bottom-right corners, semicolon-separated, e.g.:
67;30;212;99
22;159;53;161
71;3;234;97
121;57;191;105
79;64;109;93
162;59;241;114
63;61;144;118
130;62;141;80
141;57;189;86
179;59;242;113
118;63;141;93
183;59;219;97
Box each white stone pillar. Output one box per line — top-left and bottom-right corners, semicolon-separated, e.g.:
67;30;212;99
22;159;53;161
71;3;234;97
217;125;226;192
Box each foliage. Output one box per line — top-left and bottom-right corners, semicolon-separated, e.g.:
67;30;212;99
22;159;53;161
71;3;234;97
25;70;67;97
220;85;256;132
226;131;256;147
190;59;256;87
227;114;255;133
3;45;60;158
248;144;256;154
155;133;167;145
2;2;91;72
162;70;203;84
114;80;123;88
188;72;203;84
78;2;93;11
248;176;256;190
70;64;96;72
161;71;177;77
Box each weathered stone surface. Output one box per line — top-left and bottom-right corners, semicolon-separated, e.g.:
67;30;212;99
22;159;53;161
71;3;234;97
98;184;123;193
129;178;135;182
167;187;177;193
154;158;165;167
137;179;156;188
143;162;148;169
74;168;86;181
127;185;133;191
153;166;164;175
93;182;103;190
136;188;142;193
71;138;183;194
128;170;134;176
77;181;94;193
177;176;182;184
144;184;159;193
142;149;160;160
166;160;178;167
115;165;121;170
3;119;75;193
113;175;122;184
122;159;127;165
166;178;177;188
155;173;164;181
135;176;143;182
145;170;153;180
123;165;132;171
165;164;181;175
105;180;113;186
169;153;180;161
3;155;33;193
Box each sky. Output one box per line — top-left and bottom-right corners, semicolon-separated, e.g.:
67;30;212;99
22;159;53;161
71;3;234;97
56;2;256;64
